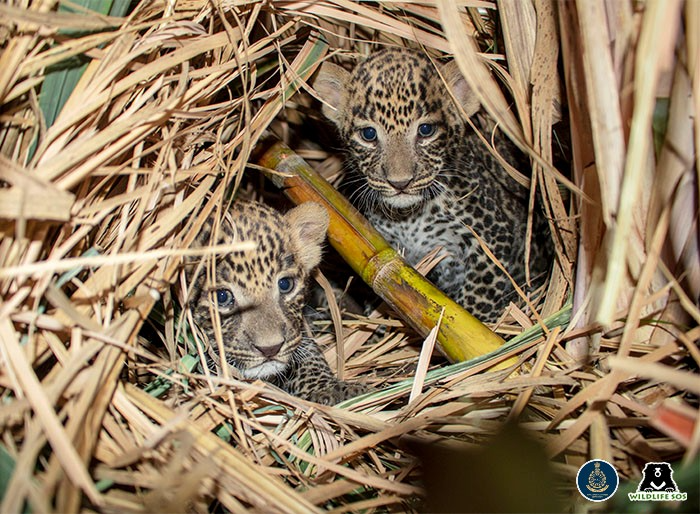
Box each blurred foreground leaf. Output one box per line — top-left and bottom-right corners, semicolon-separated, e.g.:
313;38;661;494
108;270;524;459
33;1;131;158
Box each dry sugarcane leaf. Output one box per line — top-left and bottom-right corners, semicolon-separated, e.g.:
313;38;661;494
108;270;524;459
123;384;321;512
0;318;104;511
437;0;525;148
650;36;700;303
595;0;684;326
574;0;626;226
0;157;74;221
498;0;536;136
0;3;123;31
279;0;452;52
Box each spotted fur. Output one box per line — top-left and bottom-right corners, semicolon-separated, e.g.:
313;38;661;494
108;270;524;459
187;201;366;404
315;48;551;322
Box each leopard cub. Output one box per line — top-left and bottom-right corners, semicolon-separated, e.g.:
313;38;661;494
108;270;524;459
315;48;551;323
186;200;366;405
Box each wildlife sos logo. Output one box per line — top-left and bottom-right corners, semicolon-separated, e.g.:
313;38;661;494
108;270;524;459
628;462;688;502
576;459;619;502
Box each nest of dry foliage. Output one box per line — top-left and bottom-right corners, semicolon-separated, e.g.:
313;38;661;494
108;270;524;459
0;1;698;513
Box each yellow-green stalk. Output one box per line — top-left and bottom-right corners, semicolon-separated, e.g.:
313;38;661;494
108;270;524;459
257;140;514;368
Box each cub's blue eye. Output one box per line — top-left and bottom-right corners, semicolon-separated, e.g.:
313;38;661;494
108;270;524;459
359;126;377;142
278;277;295;294
215;289;234;309
418;123;436;137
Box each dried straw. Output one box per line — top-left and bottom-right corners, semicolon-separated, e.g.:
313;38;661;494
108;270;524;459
0;1;697;512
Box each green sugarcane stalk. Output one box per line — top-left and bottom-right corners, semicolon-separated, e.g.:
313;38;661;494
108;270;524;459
256;139;514;368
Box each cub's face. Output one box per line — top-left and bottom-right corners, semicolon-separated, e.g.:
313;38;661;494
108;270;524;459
314;48;478;212
187;202;329;379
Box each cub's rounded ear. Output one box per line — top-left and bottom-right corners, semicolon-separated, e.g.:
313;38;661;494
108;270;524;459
285;202;330;272
313;61;351;126
441;61;481;119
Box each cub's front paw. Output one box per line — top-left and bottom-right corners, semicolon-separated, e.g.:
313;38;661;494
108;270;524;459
338;381;371;401
302;381;371;405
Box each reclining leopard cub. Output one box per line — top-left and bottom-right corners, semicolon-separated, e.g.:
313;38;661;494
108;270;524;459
315;48;551;323
186;200;366;405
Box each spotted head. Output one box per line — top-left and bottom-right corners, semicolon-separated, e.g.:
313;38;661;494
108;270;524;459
186;201;329;380
314;48;480;213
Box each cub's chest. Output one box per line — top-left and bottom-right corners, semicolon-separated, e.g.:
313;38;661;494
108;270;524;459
365;200;471;263
365;182;527;266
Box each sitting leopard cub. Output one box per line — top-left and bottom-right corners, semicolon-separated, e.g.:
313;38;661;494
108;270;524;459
187;200;366;405
315;48;551;323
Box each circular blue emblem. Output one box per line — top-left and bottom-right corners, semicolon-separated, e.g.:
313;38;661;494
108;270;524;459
576;459;619;502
